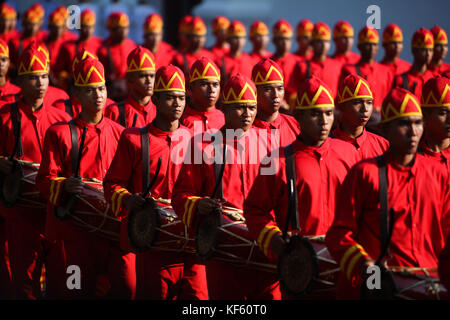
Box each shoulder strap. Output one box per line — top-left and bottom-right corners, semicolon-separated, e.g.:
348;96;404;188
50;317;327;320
354;63;361;77
220;56;228;85
68;120;79;176
140;126;149;195
182;53;189;77
10;102;23;158
305;60;311;79
401;73;409;91
283;143;300;237
212;142;227;200
118;101;127;128
64;99;73;117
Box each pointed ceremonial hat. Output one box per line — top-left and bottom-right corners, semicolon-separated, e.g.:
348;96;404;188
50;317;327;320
421;76;450;107
127;46;156;73
154;64;185;92
296;75;335;110
381;87;422;123
251;58;284;85
222;73;257;104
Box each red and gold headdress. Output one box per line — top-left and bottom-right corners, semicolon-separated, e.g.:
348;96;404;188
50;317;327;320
222;73;257;104
381;88;422;123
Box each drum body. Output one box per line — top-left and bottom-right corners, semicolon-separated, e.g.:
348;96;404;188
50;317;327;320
65;180;121;241
195;207;276;274
127;199;195;253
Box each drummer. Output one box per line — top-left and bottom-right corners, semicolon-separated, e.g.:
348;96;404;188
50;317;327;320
104;46;157;128
172;73;281;300
35;57;135;299
325;87;450;299
243;77;358;296
0;42;70;299
103;64;209;300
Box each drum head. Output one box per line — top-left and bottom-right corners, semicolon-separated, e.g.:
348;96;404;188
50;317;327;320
127;200;162;252
278;235;318;297
0;160;23;208
195;208;221;261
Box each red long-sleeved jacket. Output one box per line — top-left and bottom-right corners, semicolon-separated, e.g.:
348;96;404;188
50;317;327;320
104;95;156;128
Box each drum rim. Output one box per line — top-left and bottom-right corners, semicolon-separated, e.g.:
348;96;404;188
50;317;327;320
0;159;24;208
277;235;319;297
194;207;221;261
127;199;162;252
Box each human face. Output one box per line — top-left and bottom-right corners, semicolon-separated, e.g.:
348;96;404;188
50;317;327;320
383;116;423;155
334;36;354;53
144;32;162;50
111;26;129;42
80;25;95;40
433;44;448;61
20;72;49;101
256;83;285;114
227;36;246;53
22;20;40;37
339;97;374;128
295;107;334;146
251;34;269;51
383;42;403;59
126;69;156;97
223;102;257;131
0;55;9;77
190;78;220;109
423;107;450;141
187;34;206;52
412;47;433;65
273;36;292;54
312;39;331;57
77;84;107;113
153;91;186;121
49;24;65;39
358;42;379;60
296;35;311;50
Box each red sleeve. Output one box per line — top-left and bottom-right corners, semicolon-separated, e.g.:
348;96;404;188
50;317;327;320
325;162;373;285
35;124;71;207
243;158;285;262
104;103;120;125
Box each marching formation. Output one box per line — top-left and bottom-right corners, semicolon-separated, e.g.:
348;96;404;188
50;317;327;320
0;3;449;301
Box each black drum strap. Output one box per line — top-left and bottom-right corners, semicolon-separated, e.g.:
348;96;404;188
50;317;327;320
283;144;300;238
64;99;73;117
305;60;311;79
68;120;79;175
355;64;361;77
375;155;395;265
118;101;126;128
212;142;227;200
141;126;150;195
10;102;23;158
401;73;409;91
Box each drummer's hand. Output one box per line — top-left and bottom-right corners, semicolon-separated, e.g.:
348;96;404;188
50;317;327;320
197;197;221;215
0;157;13;175
64;177;85;195
271;234;287;257
124;194;146;212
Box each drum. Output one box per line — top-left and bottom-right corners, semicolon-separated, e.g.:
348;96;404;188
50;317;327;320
388;267;449;300
0;160;46;209
277;235;339;299
195;207;277;274
63;179;121;242
127;198;195;253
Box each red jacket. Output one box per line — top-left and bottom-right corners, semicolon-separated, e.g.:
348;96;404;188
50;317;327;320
380;58;412;76
97;38;137;81
171;49;215;79
325;152;450;296
35;116;124;241
103;123;192;218
332;51;360;66
330;126;389;162
288;57;343;99
243;137;359;260
270;53;302;99
104;95;157;128
7;31;47;67
215;52;255;83
428;63;450;77
340;61;394;111
209;44;229;61
0;99;70;163
252;112;300;149
249;50;272;66
180;105;225;132
150;41;175;68
171;129;262;230
418;140;450;172
0;80;20;100
392;68;434;102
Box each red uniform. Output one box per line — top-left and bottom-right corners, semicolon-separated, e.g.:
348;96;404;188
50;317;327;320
380;58;412;76
288;57;343;99
325;153;450;299
35;116;136;299
0;80;20;100
249;50;272;66
428;63;450;76
151;41;176;68
244;137;359;260
104;95;157;128
333;51;360;66
216;52;255;83
340;61;394;111
392;68;434;102
103;123;208;299
271;53;302;98
97;37;137;83
209;44;229;61
439;234;450;291
180;105;225;132
252;113;300;148
0;99;70;299
330;126;389;162
172;49;215;78
8;32;46;67
418;140;450;171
